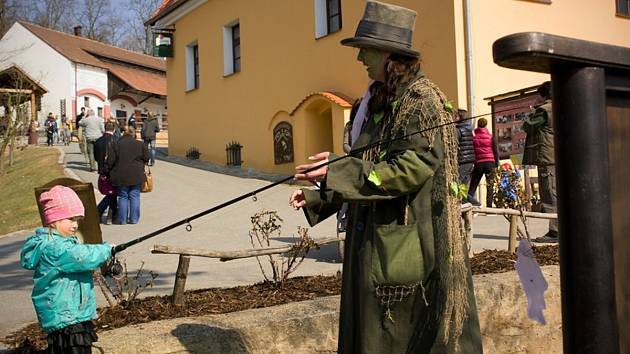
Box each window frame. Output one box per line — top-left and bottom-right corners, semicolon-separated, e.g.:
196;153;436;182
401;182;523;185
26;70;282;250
185;41;199;91
315;0;342;39
223;19;240;76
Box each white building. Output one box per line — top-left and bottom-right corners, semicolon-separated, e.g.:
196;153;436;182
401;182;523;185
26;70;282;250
0;22;167;128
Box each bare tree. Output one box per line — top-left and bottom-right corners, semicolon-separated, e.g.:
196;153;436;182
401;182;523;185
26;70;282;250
0;70;33;174
31;0;75;32
0;0;28;37
74;0;110;42
124;0;161;54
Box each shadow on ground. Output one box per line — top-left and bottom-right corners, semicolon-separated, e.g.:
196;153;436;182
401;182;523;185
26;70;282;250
172;323;249;353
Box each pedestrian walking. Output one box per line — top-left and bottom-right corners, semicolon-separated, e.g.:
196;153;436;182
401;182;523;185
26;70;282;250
141;111;160;166
44;113;56;147
94;121;118;224
468;117;499;207
290;1;481;352
76;107;86;155
61;115;71;146
107;126;149;225
79;108;104;172
456;109;475;186
20;185;114;354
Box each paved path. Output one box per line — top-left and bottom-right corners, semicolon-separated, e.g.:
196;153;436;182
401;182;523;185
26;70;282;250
0;141;551;338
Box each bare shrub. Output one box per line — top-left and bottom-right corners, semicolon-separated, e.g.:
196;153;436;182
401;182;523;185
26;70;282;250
249;210;315;288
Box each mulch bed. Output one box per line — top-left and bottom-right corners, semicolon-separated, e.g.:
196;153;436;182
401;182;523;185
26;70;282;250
2;245;558;353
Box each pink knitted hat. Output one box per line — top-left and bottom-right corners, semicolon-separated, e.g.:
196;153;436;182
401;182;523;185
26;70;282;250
39;185;85;225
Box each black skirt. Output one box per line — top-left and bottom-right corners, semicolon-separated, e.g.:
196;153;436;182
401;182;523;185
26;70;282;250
46;321;97;354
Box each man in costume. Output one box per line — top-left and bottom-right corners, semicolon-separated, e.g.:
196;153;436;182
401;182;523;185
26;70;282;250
290;1;482;353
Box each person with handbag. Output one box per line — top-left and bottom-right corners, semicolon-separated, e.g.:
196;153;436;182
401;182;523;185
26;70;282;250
94;121;118;224
107;126;148;225
289;2;481;353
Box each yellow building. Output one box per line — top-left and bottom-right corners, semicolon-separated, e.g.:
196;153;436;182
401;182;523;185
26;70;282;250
147;0;630;174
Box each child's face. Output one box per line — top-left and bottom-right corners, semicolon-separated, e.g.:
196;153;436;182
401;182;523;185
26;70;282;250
52;217;81;236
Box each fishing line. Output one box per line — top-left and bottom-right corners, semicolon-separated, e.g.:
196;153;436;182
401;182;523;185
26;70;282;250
111;104;534;256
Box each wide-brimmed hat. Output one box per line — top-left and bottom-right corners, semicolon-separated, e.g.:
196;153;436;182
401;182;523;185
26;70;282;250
341;0;419;58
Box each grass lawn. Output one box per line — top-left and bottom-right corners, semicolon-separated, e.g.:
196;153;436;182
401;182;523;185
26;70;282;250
0;146;65;235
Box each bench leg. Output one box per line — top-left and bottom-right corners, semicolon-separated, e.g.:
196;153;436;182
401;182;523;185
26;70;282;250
508;215;518;253
172;255;191;305
463;209;474;258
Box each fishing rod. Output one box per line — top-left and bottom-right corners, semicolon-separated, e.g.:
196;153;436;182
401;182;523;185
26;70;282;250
110;104;533;259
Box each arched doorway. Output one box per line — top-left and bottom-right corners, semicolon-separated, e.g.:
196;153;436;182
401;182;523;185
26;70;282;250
283;91;352;167
304;99;333;158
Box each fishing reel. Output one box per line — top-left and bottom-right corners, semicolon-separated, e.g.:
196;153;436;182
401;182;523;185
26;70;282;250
101;254;123;278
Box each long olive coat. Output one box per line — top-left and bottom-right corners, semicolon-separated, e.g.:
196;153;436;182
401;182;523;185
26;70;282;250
301;75;482;354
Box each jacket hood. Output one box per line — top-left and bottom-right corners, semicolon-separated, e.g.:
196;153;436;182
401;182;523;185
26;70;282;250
20;228;53;270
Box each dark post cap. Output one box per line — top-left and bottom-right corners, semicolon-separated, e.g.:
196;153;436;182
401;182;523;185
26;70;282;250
493;32;630;73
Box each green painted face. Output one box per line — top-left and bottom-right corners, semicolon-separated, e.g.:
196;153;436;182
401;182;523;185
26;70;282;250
357;48;388;82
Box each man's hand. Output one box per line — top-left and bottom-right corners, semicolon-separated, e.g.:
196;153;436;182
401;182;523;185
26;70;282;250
289;189;306;210
294;152;330;182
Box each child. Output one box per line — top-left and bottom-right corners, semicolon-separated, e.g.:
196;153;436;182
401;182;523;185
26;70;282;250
20;185;113;353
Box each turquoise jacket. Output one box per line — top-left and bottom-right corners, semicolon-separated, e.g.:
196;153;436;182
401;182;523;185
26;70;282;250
20;227;112;333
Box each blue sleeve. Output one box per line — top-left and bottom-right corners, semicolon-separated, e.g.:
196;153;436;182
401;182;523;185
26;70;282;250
56;243;112;273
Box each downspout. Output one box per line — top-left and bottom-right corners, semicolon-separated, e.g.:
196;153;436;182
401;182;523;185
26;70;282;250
464;0;474;116
74;63;78;119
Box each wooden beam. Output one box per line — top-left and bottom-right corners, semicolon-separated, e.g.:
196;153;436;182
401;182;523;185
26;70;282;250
473;206;557;219
0;88;32;94
152;236;344;261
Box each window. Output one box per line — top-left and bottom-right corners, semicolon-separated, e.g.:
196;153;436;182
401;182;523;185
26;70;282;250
185;42;199;91
97;107;103;117
223;21;241;76
326;0;342;33
59;99;66;117
232;24;241;72
617;0;630;16
84;96;90;107
315;0;342;38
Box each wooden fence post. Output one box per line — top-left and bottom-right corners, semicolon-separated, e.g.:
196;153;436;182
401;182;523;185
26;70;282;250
508;215;518;253
172;255;190;305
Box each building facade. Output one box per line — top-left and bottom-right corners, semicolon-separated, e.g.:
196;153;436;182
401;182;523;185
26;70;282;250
148;0;630;174
0;22;168;128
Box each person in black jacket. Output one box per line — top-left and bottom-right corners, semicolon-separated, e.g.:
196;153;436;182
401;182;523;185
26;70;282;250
107;126;148;225
456;109;475;185
94;121;117;224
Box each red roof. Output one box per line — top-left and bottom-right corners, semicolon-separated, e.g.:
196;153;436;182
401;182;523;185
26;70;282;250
104;62;167;96
147;0;186;26
19;21;166;96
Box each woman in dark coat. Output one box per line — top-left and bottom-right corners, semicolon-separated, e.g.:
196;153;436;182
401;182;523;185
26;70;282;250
107;126;148;224
289;1;481;353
